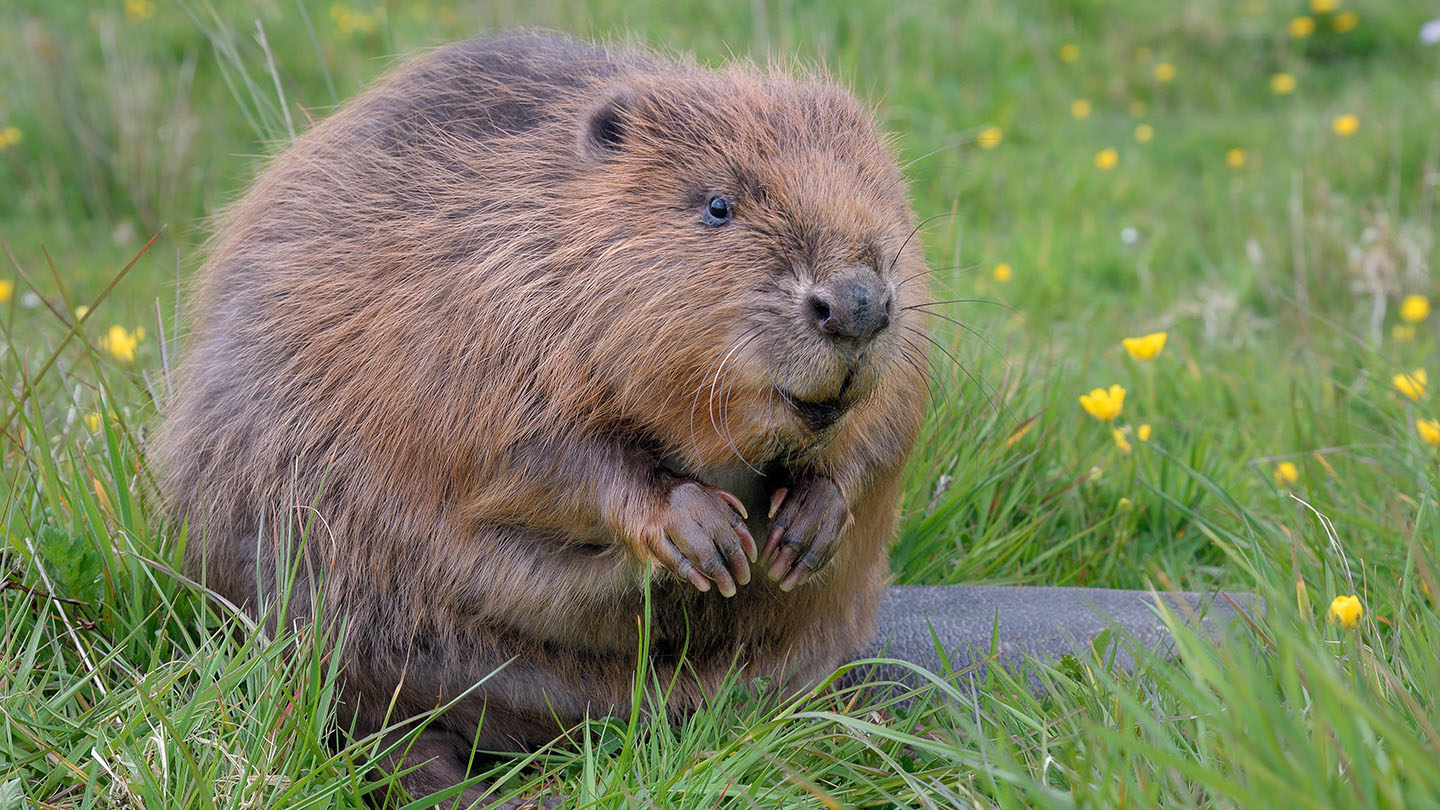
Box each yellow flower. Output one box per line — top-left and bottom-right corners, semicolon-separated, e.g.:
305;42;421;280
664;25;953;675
1418;418;1440;446
1113;428;1133;454
1308;0;1337;12
977;126;1003;149
0;279;13;303
1137;424;1152;441
1134;124;1154;143
1117;496;1133;511
1328;594;1362;629
0;126;21;150
100;325;140;363
1400;294;1430;323
1288;16;1316;37
1129;100;1148;118
1059;43;1080;63
1122;331;1167;360
85;412;103;432
1079;385;1125;421
1224;148;1247;169
1153;62;1176;83
1393;369;1427;401
124;0;155;23
1274;461;1300;485
1332;11;1357;33
1393;325;1416;342
1094;148;1119;170
992;262;1013;283
1070;99;1092;119
1332;114;1359;136
1270;73;1297;95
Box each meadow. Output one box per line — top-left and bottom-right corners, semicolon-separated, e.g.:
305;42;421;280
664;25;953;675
2;0;1438;807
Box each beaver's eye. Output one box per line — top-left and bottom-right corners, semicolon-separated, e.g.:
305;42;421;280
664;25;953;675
703;195;732;226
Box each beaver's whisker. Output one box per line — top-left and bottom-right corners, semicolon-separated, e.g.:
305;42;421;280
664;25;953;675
899;335;952;390
690;324;766;459
709;335;748;465
690;336;739;456
903;324;1007;421
716;327;771;469
705;325;767;472
905;307;1006;359
897;335;938;382
903;298;1016;314
884;211;961;277
899;132;988;171
723;329;770;469
898;261;981;289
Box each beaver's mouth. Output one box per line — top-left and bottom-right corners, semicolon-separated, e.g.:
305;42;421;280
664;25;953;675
778;368;858;433
779;389;853;432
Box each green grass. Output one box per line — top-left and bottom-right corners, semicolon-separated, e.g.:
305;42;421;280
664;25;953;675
3;0;1438;807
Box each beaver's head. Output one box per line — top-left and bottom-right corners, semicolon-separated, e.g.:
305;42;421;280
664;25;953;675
565;67;929;464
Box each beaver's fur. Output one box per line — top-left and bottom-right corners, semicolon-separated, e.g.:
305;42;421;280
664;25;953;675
159;31;929;805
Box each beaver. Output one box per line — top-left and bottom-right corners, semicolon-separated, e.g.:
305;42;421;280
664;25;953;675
158;31;930;805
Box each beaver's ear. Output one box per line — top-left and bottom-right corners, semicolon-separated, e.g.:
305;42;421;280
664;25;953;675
580;87;638;158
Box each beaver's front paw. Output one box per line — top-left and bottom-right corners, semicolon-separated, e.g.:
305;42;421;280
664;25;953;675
760;476;853;591
640;480;756;597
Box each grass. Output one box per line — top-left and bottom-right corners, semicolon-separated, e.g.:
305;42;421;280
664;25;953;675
2;0;1438;807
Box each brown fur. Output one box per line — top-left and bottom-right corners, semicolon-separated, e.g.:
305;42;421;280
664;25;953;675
158;31;929;806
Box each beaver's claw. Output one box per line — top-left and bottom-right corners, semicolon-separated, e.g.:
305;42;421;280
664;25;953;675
760;476;852;591
643;480;755;597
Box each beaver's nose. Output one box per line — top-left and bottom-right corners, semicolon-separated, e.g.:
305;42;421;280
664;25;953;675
806;271;892;346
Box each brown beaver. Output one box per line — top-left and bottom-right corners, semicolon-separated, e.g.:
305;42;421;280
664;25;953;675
159;31;929;805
